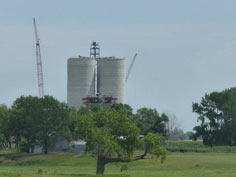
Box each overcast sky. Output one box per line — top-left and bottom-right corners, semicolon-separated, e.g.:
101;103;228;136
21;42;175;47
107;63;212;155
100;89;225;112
1;0;236;131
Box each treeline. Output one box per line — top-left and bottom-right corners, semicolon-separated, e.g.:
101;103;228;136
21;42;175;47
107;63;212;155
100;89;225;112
0;96;72;153
0;95;172;174
1;86;235;155
0;95;173;154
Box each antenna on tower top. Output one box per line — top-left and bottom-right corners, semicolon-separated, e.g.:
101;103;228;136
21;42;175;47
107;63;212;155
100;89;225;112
90;41;100;59
90;42;100;96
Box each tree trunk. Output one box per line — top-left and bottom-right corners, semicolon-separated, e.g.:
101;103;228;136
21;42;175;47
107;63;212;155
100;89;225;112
96;155;106;175
43;137;48;154
44;145;48;154
15;137;19;150
30;146;35;153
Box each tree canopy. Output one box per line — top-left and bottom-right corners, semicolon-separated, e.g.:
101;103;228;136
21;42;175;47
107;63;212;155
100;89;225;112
192;87;236;146
0;97;168;175
0;105;10;149
9;95;72;153
76;107;166;175
135;107;168;136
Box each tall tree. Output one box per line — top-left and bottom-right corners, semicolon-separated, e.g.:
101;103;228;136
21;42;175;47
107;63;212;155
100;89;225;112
9;95;71;153
11;96;43;152
192;87;236;146
68;107;79;139
77;108;166;175
0;105;10;148
77;104;102;115
135;108;168;136
39;96;71;154
110;103;133;116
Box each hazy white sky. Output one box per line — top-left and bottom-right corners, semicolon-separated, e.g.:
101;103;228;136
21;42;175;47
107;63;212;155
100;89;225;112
1;0;236;131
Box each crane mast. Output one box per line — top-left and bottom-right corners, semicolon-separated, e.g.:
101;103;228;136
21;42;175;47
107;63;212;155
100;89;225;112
126;53;137;82
33;18;44;98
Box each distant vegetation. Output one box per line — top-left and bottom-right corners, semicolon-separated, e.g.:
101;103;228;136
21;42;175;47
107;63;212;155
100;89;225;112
192;87;236;146
0;96;72;153
4;86;236;176
0;96;171;175
165;140;236;153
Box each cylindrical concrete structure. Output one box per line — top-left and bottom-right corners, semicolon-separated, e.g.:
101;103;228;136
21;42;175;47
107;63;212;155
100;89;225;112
67;57;96;109
97;57;126;103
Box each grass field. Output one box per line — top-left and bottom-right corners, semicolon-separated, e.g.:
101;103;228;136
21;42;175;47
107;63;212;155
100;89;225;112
0;150;236;177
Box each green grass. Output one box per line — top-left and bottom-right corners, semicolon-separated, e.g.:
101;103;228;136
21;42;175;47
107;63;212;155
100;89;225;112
1;151;236;176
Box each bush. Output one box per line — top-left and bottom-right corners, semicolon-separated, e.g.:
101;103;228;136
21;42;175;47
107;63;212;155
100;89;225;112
164;140;206;149
164;140;236;153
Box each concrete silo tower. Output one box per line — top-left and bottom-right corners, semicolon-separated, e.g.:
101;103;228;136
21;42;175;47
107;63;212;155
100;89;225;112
67;42;126;108
67;57;96;109
97;57;126;104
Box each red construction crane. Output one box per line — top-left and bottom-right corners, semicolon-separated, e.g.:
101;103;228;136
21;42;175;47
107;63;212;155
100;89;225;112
33;18;44;98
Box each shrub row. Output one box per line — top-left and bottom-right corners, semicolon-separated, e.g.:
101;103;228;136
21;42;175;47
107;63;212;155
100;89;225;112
164;140;236;153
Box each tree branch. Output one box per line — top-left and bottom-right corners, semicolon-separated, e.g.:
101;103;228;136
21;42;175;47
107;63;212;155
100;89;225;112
105;149;148;164
105;158;130;164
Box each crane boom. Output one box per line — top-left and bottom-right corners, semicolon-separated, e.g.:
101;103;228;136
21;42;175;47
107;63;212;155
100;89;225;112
126;53;137;82
33;18;39;43
33;18;44;98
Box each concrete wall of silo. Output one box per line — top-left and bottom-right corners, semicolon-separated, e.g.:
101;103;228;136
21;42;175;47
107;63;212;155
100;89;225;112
67;57;96;109
97;58;126;103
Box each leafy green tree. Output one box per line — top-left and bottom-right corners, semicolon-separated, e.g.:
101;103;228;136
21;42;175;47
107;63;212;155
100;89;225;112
11;96;43;152
77;108;166;175
0;105;10;148
68;107;79;139
184;131;194;140
192;87;236;146
110;103;133;116
142;133;166;162
77;104;102;115
9;95;71;153
135;108;168;136
78;103;133;116
39;96;71;154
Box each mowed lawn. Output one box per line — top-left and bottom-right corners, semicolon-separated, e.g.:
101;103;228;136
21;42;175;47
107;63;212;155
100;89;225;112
0;151;236;177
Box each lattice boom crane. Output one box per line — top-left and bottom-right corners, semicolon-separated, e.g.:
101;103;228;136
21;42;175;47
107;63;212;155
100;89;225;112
126;53;137;82
33;18;44;98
